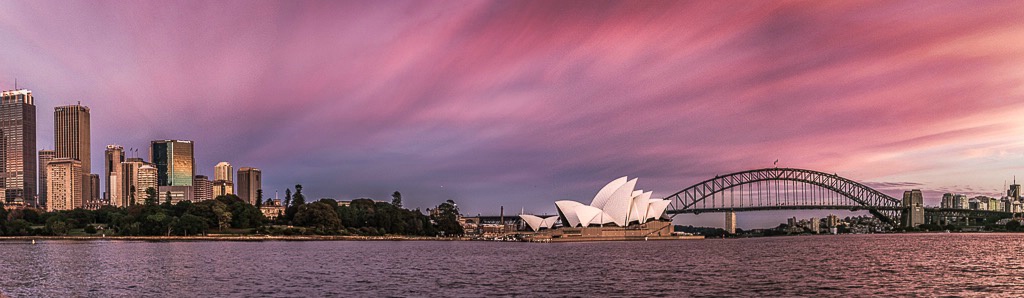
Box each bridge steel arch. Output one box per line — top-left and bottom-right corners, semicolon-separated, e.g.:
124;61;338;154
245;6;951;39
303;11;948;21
663;168;904;226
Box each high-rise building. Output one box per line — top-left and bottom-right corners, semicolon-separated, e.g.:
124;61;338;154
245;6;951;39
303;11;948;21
724;211;736;234
941;193;954;209
46;159;82;212
193;175;212;201
0;89;36;206
89;174;99;204
902;190;924;228
214;162;232;183
158;185;194;204
826;214;839;227
137;164;158;204
119;158;147;206
954;194;969;209
104;145;125;206
212;162;233;198
1008;181;1021;201
212;180;233;198
237;167;261;205
38;149;55;208
810;217;820;233
54;103;91;202
150;140;194;186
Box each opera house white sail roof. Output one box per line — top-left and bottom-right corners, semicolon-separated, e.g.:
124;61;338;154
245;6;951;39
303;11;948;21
520;177;671;231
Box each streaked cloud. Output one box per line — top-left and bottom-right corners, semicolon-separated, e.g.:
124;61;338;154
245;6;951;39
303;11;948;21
1;1;1023;226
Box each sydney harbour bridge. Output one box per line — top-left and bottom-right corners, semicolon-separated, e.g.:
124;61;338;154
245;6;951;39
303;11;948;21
662;168;1014;228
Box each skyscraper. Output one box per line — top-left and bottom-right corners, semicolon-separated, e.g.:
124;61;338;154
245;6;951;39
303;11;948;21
54;103;90;201
119;157;149;206
150;140;194;186
104;145;124;206
0;89;36;206
193;175;212;201
237;167;261;205
137;164;158;204
90;174;99;204
46;159;82;212
213;180;233;198
214;162;232;183
212;161;233;198
38;149;55;208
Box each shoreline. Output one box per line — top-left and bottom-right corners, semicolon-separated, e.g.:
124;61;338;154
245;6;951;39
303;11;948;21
0;235;465;242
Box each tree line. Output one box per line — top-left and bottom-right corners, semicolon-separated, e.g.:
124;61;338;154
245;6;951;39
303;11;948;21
0;185;464;237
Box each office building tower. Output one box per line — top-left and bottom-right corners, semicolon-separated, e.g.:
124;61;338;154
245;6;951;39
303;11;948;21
119;158;147;206
54;103;91;202
810;217;820;233
237;167;261;205
954;194;969;209
941;193;953;209
214;162;232;183
902;190;924;228
193;175;212;201
826;214;839;227
158;185;194;204
150;140;194;186
104;145;124;206
38;149;55;208
213;180;233;198
724;211;736;234
0;89;36;206
1009;181;1021;201
89;174;99;203
137;164;158;204
46;159;82;212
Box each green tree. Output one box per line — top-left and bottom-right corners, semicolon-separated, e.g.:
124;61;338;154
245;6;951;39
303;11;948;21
294;201;341;234
1008;220;1021;232
145;187;158;206
174;214;208;236
5;219;32;236
255;189;263;208
293;185;306;206
165;191;173;206
46;217;70;235
284;188;292;208
431;199;463;236
391;191;402;208
229;201;264;229
129;185;137;206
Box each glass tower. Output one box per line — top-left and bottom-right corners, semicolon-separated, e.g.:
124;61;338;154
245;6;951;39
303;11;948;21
150;140;194;186
0;89;36;205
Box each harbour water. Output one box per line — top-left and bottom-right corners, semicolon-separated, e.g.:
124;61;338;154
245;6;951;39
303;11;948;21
1;233;1023;297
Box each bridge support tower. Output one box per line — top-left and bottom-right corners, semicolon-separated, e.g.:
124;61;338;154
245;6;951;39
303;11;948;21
725;211;736;234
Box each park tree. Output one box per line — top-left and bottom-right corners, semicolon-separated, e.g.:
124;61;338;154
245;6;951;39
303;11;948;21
174;214;208;236
284;188;292;208
293;185;306;206
294;201;341;234
255;189;263;208
165;191;173;206
129;185;137;206
391;191;402;208
145;187;158;206
431;200;463;236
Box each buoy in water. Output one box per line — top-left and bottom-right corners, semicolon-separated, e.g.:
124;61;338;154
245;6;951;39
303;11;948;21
32;240;36;245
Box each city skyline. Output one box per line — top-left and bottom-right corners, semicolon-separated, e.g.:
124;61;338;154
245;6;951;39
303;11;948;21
3;1;1024;226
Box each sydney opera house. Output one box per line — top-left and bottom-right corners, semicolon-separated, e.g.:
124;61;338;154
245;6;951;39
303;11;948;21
520;177;680;241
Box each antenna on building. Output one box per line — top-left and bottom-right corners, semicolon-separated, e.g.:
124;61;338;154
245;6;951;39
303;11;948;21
14;78;17;89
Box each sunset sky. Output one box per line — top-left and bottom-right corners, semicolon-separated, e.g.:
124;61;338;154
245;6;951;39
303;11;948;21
3;1;1024;227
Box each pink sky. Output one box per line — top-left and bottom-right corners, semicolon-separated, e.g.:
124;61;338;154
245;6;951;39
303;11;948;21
2;1;1024;227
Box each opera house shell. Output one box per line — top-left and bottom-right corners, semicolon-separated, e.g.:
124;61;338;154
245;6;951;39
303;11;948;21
521;177;672;232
